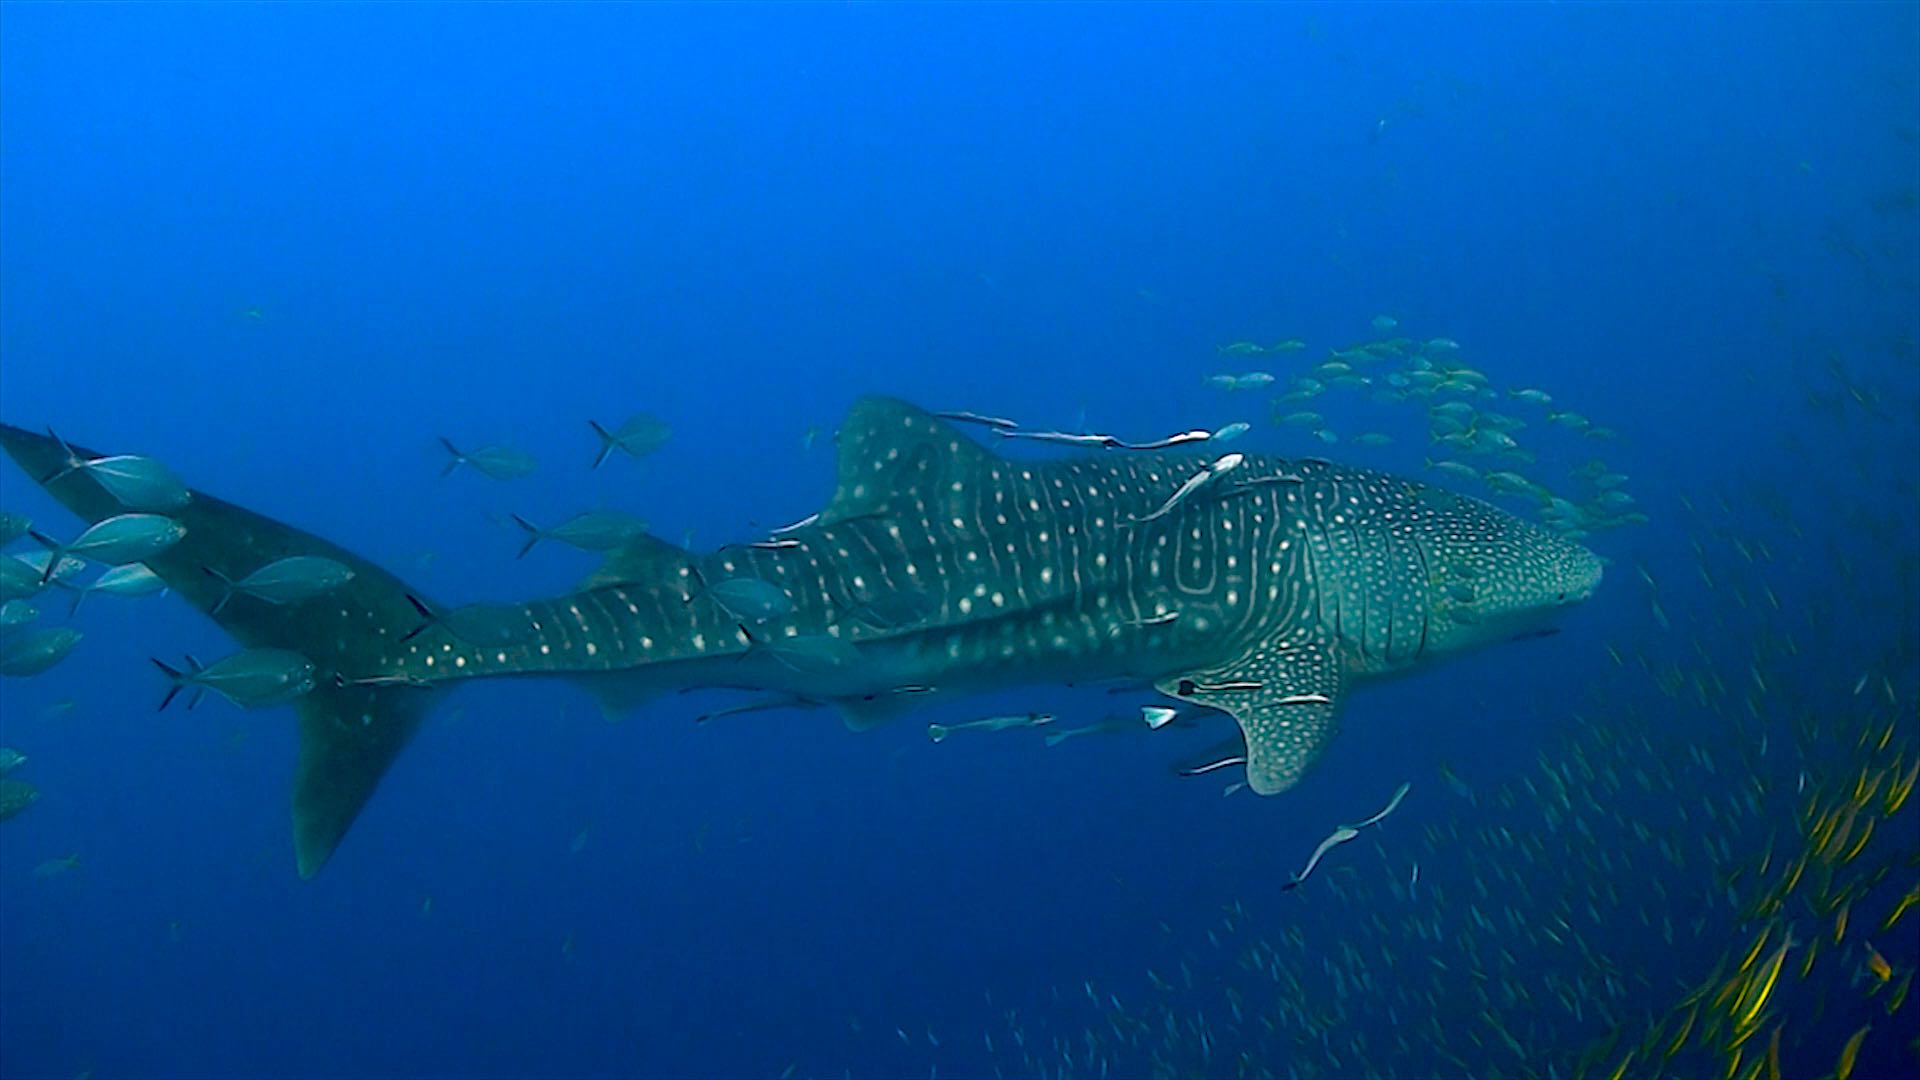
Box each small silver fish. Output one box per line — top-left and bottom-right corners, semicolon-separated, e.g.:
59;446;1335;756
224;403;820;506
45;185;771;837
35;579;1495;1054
934;410;1019;431
927;712;1054;743
1132;453;1243;524
1282;825;1361;890
1342;781;1412;830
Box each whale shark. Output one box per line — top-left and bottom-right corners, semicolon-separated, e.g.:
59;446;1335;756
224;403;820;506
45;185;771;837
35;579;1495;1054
0;398;1603;877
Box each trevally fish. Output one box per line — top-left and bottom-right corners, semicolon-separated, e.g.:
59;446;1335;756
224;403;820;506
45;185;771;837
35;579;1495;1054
510;511;650;558
153;649;318;711
43;433;190;511
61;563;167;613
0;626;83;677
206;556;355;613
31;513;185;579
0;778;39;821
0;400;1602;877
438;437;536;481
588;414;671;468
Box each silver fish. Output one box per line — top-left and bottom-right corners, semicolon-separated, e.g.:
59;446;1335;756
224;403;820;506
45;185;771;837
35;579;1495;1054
927;712;1053;743
0;627;83;677
438;438;537;481
34;514;185;578
510;510;650;558
208;556;355;613
588;414;672;468
153;648;317;711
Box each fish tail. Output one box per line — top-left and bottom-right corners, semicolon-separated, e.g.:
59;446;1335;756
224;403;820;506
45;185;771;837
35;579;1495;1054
151;656;198;711
38;427;81;484
509;514;543;559
588;420;617;469
26;529;64;584
203;565;236;615
2;422;449;879
437;437;465;478
1043;731;1070;748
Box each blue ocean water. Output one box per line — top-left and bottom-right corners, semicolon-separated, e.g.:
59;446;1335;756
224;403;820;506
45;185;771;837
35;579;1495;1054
1;4;1915;1078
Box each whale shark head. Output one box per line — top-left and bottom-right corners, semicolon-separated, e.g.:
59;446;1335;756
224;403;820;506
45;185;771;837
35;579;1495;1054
1414;492;1605;659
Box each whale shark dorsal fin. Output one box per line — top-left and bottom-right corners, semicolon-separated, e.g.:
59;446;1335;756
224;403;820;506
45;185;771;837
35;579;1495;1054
1158;641;1345;795
821;397;995;526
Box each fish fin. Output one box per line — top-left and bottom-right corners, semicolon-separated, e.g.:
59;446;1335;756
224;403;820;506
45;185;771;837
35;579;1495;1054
152;656;188;711
569;669;672;722
0;422;448;878
820;397;995;527
1156;641;1345;795
437;437;464;478
509;514;543;559
291;680;442;878
39;427;82;483
578;534;695;592
27;529;63;584
1171;735;1248;777
832;691;923;733
1043;730;1070;748
588;420;617;469
203;565;236;615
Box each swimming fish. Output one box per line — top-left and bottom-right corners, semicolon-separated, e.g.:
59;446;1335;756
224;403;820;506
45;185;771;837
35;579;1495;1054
510;511;650;558
153;649;318;711
588;414;671;468
0;627;83;677
927;712;1053;743
206;556;356;613
0;402;1603;876
0;777;38;821
62;563;167;613
43;433;190;511
31;514;185;580
438;438;537;480
1282;825;1360;890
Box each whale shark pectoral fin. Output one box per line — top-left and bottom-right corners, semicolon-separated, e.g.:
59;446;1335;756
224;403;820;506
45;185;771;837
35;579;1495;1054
1158;641;1345;796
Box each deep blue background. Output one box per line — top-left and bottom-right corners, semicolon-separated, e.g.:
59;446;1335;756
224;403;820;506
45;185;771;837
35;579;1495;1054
2;4;1915;1078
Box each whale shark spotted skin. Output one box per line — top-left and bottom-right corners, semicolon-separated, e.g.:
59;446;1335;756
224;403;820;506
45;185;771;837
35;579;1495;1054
0;398;1603;877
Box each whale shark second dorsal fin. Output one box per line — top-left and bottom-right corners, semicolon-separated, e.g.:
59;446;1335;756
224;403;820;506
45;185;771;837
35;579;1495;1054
820;397;995;527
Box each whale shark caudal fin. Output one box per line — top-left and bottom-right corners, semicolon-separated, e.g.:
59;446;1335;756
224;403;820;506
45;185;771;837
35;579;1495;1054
0;423;442;878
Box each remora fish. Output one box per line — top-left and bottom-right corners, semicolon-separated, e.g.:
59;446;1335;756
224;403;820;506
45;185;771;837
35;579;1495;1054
0;399;1602;877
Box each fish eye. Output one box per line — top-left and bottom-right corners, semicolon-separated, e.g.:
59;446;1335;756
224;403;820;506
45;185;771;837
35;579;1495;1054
1555;592;1566;602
